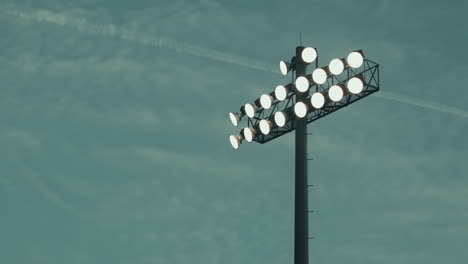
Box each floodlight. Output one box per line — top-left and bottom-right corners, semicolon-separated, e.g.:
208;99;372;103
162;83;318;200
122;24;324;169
243;127;256;142
328;85;344;102
295;76;310;93
329;58;345;75
280;61;291;75
312;68;328;85
301;47;317;63
275;85;289;101
245;103;258;118
226;45;380;264
294;101;308;118
260;94;274;109
311;92;325;109
274;111;287;127
346;50;364;68
229;112;242;126
347;76;364;94
229;135;242;150
259;120;272;135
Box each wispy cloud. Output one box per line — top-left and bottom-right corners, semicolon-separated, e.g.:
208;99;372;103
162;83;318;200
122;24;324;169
4;5;468;120
0;127;85;218
21;169;84;218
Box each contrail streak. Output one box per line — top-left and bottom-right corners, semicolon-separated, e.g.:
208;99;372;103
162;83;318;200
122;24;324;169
2;5;277;73
3;5;468;119
374;92;468;118
21;169;85;218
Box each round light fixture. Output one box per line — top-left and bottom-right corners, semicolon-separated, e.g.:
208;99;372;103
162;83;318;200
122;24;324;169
243;127;255;142
294;102;308;118
229;135;242;150
244;103;258;118
275;85;288;101
260;94;274;109
301;47;317;63
347;77;364;94
295;76;309;93
279;61;290;75
346;51;364;68
274;111;287;127
329;58;345;75
311;92;325;109
312;68;328;85
229;112;241;126
259;120;272;135
328;85;344;102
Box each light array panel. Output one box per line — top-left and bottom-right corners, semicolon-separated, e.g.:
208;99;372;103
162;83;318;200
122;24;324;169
229;48;380;149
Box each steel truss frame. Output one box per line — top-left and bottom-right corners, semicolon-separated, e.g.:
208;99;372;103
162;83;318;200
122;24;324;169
245;59;380;144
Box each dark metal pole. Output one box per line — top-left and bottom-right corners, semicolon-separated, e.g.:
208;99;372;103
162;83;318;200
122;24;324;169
294;46;309;264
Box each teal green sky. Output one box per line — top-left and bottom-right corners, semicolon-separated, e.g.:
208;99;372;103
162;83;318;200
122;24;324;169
1;1;468;263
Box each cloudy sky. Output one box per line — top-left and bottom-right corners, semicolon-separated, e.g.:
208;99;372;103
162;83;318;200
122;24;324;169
1;0;468;263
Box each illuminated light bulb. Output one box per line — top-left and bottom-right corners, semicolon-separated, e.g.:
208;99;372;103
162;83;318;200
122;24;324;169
229;112;241;126
301;47;317;63
347;77;364;94
311;92;325;109
329;58;345;75
312;68;328;85
328;85;344;102
260;94;274;109
244;103;258;118
294;102;308;118
229;135;242;149
243;127;255;142
295;76;310;93
280;61;290;75
346;50;364;68
259;120;272;135
275;85;288;101
274;111;287;127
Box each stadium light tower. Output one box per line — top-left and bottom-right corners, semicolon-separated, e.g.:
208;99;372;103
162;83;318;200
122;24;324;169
228;46;380;264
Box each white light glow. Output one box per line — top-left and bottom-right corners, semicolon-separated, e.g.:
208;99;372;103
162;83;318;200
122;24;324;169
260;94;273;109
311;92;325;109
328;85;344;102
347;77;364;94
294;102;308;118
280;61;289;75
346;51;364;68
275;85;288;101
243;127;255;142
274;111;287;127
259;120;272;135
229;135;241;150
329;59;345;75
245;103;257;118
229;112;240;126
295;76;309;93
312;68;327;85
301;47;317;63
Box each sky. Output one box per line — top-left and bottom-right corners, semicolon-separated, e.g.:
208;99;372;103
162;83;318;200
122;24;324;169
1;0;468;263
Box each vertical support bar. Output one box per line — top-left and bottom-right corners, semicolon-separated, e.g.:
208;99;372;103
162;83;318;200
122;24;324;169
294;46;309;264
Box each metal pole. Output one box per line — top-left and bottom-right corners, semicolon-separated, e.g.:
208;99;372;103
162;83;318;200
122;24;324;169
294;46;309;264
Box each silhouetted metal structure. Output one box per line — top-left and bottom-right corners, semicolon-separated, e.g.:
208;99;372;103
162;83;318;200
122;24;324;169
228;46;380;264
